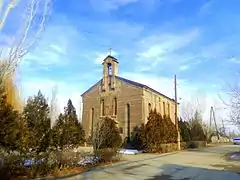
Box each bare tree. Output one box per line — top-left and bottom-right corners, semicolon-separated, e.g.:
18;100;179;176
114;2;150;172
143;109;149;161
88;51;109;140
50;85;58;128
92;117;122;157
92;119;109;156
181;101;197;122
180;94;206;122
0;0;52;81
180;95;214;139
219;83;240;128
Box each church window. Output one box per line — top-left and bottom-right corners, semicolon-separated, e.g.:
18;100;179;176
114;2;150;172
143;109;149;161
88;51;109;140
107;63;112;75
91;108;94;137
148;103;152;114
114;97;117;115
163;102;166;115
126;103;130;141
119;127;123;134
159;98;161;113
167;103;170;116
100;99;105;116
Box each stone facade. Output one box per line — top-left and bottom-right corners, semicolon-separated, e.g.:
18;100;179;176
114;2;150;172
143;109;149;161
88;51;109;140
81;55;178;139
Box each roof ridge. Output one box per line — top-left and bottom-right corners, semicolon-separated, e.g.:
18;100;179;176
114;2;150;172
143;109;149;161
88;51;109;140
115;76;175;102
81;75;176;103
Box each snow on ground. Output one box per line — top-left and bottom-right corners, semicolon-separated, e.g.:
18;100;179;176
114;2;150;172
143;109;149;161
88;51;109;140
118;149;143;155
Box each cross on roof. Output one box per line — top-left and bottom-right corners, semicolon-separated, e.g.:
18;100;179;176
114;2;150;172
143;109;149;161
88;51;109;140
108;48;112;56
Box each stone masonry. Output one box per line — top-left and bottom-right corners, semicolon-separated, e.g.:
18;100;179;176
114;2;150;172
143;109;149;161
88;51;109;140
81;55;178;139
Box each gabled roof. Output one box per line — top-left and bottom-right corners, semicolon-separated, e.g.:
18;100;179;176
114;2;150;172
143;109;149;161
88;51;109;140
116;76;175;102
81;79;102;97
81;76;176;103
102;55;119;64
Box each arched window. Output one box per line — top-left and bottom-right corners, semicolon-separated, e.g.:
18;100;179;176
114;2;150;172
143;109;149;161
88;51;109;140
91;108;94;137
107;63;112;75
114;97;117;115
163;102;166;115
159;98;161;113
167;103;170;116
148;103;151;114
119;127;123;134
127;103;130;140
100;99;105;116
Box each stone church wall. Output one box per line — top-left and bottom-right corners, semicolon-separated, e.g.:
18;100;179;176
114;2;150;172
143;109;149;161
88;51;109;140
142;89;177;124
82;78;144;139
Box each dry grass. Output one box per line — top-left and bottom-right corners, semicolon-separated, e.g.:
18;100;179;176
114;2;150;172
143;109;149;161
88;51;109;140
50;159;121;177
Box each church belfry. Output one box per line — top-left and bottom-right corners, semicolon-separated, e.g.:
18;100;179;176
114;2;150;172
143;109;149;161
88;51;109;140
102;55;119;91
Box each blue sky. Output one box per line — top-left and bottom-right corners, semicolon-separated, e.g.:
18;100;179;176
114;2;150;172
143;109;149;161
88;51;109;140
3;0;240;127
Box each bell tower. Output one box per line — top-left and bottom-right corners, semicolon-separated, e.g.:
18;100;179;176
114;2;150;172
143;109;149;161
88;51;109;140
101;53;118;91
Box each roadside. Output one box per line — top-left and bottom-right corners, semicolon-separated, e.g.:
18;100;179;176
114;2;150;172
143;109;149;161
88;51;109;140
64;145;240;180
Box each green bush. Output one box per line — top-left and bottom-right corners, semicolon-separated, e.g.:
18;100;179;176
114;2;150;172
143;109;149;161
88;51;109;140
124;124;146;150
97;148;121;162
190;120;207;141
187;141;207;149
0;151;84;179
138;110;178;153
178;119;191;142
92;117;122;155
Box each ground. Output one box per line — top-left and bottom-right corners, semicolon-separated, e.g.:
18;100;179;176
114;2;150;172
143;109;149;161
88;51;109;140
66;145;240;180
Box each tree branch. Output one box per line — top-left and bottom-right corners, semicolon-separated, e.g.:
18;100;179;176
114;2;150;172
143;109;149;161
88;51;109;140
0;0;52;81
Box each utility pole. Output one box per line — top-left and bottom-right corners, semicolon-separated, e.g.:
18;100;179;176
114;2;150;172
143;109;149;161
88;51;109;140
174;75;181;150
222;119;226;136
210;106;220;140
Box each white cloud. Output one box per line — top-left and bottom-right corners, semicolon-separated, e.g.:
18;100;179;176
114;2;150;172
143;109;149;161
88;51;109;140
120;72;198;100
94;50;118;64
198;0;213;16
179;64;189;71
23;49;65;67
137;29;200;65
229;57;240;64
89;0;139;11
49;44;66;55
20;20;81;69
20;78;86;123
119;71;229;125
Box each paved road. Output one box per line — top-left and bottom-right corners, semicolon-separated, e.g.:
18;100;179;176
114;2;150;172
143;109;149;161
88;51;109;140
67;145;240;180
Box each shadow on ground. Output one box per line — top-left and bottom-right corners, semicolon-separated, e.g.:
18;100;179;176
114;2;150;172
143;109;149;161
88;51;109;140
210;151;240;173
146;174;190;180
62;162;240;180
59;146;240;180
143;164;240;180
187;146;238;155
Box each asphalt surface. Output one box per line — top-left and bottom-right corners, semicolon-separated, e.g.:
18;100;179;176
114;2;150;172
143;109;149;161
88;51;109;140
66;145;240;180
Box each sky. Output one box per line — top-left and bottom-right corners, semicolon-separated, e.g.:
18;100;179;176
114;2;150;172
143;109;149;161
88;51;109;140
2;0;240;131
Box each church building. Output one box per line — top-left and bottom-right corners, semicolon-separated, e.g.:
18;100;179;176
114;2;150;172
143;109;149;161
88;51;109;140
81;55;178;139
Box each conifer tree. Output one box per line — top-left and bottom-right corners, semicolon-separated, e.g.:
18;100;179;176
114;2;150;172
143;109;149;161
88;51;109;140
189;110;207;141
0;86;18;151
22;90;51;153
144;110;178;152
52;99;85;149
52;113;65;150
145;109;162;150
63;99;85;146
0;86;29;153
178;118;191;142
